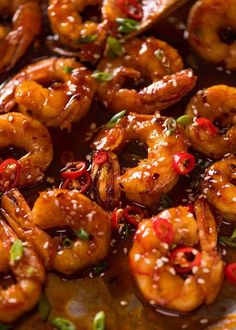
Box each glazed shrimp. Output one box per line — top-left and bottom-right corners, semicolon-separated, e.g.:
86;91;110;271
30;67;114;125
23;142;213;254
48;0;107;62
187;0;236;69
0;218;45;323
91;112;188;206
1;189;111;275
96;37;197;114
201;157;236;222
0;112;53;190
0;57;97;130
0;0;41;72
185;86;236;158
129;199;224;312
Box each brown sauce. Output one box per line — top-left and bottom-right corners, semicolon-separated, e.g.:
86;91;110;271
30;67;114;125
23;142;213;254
0;1;236;329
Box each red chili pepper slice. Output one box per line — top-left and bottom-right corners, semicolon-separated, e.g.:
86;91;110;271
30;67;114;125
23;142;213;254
111;208;124;229
186;203;194;214
116;0;143;21
172;152;196;175
170;247;201;274
225;263;236;284
0;158;21;190
123;204;145;227
61;171;91;193
94;151;109;165
153;217;174;245
195;117;218;136
60;161;86;180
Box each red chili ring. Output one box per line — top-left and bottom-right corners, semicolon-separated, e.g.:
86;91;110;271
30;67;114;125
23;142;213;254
153;217;174;245
0;158;21;189
111;208;124;229
61;171;91;193
61;161;86;180
172;152;196;175
225;263;236;284
123;204;145;227
116;0;143;21
195;117;218;136
94;151;109;165
170;247;201;274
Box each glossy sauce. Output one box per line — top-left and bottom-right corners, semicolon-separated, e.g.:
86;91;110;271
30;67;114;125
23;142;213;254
0;1;236;329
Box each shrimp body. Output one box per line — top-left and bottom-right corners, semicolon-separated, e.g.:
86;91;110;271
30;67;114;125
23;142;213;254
48;0;107;62
187;0;236;69
0;219;45;323
96;37;197;114
202;157;236;221
92;113;188;206
0;0;41;72
185;85;236;158
2;189;111;275
0;57;97;130
0;112;53;189
129;200;224;312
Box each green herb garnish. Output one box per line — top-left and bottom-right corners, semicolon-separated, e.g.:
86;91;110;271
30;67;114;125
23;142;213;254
76;228;90;241
107;36;123;58
220;229;236;247
92;71;113;82
10;239;23;263
38;294;51;321
116;18;140;34
176;115;193;127
93;311;105;330
78;35;97;43
106;110;126;128
164;118;177;136
155;49;165;62
63;238;73;248
63;66;74;74
51;317;76;330
93;260;108;275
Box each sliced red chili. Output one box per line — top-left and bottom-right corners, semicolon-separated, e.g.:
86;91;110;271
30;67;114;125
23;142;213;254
170;247;201;274
225;263;236;284
111;208;124;229
195;117;218;136
116;0;143;21
94;151;109;165
153;217;174;245
172;152;196;175
186;203;194;214
123;204;145;227
61;171;91;193
0;158;21;190
60;161;86;180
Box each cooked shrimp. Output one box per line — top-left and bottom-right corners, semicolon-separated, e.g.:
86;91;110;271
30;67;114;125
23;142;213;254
0;0;41;72
0;218;45;323
185;85;236;158
1;188;111;275
0;112;53;190
201;157;236;222
187;0;236;69
129;199;225;312
48;0;107;62
103;0;187;38
91;112;188;206
96;37;197;114
0;57;97;130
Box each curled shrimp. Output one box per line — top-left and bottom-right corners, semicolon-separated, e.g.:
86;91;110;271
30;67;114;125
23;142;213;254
91;112;188;206
129;199;225;312
185;85;236;158
1;188;111;275
0;57;97;130
96;37;197;114
0;218;45;323
48;0;107;62
201;157;236;222
0;112;53;190
187;0;236;70
0;0;41;72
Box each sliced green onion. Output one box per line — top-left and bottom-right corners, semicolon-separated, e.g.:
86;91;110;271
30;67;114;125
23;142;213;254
164;118;177;136
220;229;236;247
93;260;108;275
176;115;193;127
92;71;113;82
38;294;51;321
77;35;97;43
93;311;105;330
51;317;76;330
10;239;23;263
154;49;165;62
107;36;123;58
76;228;90;241
116;18;139;34
27;266;35;275
106;110;126;128
63;66;74;74
63;238;73;248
